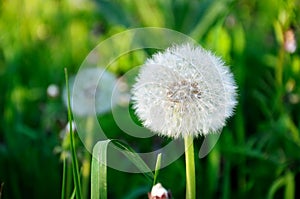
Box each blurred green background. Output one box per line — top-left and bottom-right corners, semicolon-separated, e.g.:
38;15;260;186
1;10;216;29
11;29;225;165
1;0;300;198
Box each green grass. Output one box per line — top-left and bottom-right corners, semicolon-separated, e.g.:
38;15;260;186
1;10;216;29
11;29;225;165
91;139;154;199
0;0;300;198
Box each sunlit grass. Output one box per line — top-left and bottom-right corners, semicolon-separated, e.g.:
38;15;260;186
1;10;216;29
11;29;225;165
0;0;299;198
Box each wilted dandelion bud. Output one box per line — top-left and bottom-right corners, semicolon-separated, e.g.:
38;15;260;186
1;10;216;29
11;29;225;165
284;29;297;53
148;183;171;199
132;43;237;138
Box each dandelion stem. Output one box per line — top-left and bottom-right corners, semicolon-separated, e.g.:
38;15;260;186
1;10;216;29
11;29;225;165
184;135;196;199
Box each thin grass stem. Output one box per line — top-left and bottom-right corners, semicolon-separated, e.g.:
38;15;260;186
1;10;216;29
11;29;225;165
61;157;66;199
64;68;82;199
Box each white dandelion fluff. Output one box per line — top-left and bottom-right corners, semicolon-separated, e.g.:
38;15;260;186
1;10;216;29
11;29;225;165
63;67;118;116
47;84;60;98
132;43;237;138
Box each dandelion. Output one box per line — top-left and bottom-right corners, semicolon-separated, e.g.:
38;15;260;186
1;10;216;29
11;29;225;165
132;43;237;139
63;67;118;116
47;84;59;98
132;43;237;199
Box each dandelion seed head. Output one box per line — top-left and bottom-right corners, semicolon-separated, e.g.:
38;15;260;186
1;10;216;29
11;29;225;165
47;84;59;98
132;43;237;138
63;67;118;116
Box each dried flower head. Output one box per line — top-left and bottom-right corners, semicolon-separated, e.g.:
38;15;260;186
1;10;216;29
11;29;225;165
132;43;237;138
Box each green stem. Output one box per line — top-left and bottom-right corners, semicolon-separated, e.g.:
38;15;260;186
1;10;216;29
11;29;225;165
0;182;4;199
65;68;82;199
61;157;66;199
66;162;72;198
276;46;284;87
82;116;94;199
184;135;196;199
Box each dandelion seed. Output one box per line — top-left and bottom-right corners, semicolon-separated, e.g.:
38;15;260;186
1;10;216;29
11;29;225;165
132;43;237;138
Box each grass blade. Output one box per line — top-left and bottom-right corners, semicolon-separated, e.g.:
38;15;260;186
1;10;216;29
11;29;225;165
284;171;295;199
61;157;66;199
189;0;231;40
0;182;4;199
153;153;162;186
64;68;82;199
111;140;154;181
91;139;154;199
91;140;109;199
268;177;285;199
70;189;76;199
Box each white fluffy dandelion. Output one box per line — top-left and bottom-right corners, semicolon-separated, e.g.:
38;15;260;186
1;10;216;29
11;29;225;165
132;43;237;138
63;67;118;116
47;84;60;98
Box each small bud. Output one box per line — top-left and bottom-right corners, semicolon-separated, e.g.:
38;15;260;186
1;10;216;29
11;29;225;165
284;29;297;53
148;183;171;199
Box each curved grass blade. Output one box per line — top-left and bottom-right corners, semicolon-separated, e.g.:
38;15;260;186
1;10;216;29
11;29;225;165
284;171;294;199
91;140;109;199
91;139;154;199
267;176;285;199
64;68;82;199
111;140;154;181
267;171;295;199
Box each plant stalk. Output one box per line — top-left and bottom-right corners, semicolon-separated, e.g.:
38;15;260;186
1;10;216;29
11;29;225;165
65;68;82;199
184;135;196;199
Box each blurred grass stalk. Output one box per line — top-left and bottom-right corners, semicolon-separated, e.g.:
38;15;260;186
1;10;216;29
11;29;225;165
61;158;66;199
268;170;295;199
0;182;4;199
81;116;94;199
61;156;74;199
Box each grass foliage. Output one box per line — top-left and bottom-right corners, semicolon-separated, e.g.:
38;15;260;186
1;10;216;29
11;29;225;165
0;0;300;198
